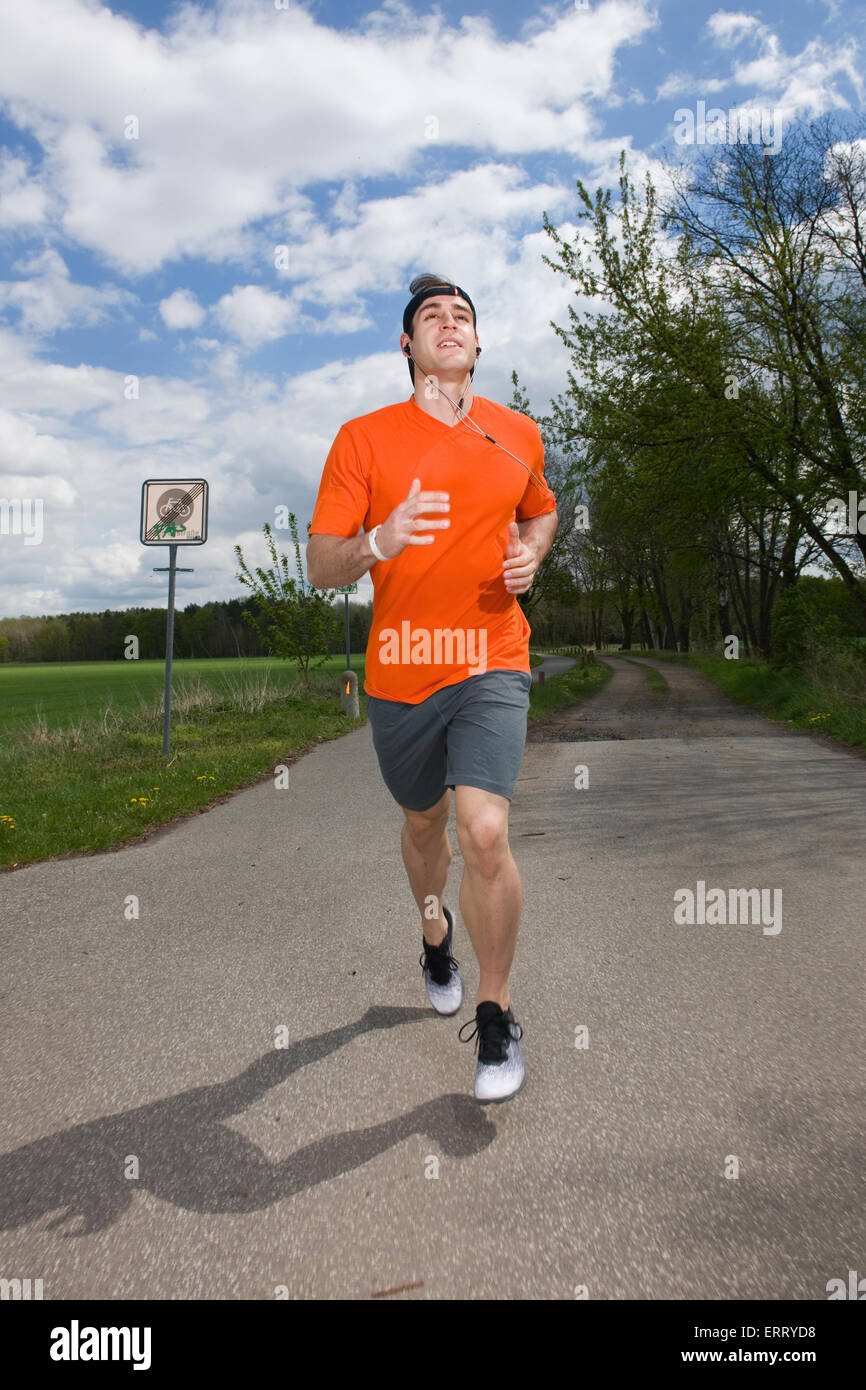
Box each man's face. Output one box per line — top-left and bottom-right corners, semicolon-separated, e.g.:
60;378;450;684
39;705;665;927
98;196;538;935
403;295;478;375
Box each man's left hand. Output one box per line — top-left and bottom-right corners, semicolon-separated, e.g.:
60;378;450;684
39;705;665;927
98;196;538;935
502;521;538;594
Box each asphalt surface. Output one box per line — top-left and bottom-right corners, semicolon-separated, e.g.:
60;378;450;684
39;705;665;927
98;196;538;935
0;653;863;1300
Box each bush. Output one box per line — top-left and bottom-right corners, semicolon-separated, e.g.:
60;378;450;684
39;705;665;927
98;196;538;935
770;584;814;670
770;577;866;672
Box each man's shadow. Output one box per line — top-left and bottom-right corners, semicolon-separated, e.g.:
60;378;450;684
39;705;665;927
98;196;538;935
0;1007;496;1237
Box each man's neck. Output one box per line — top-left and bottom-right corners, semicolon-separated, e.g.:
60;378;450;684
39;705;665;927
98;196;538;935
411;374;475;427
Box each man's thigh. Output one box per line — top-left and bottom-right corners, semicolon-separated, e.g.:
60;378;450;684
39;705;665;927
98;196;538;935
444;669;532;803
367;669;531;812
366;690;449;813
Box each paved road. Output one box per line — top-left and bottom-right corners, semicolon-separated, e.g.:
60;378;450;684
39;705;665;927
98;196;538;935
0;655;862;1299
529;650;577;683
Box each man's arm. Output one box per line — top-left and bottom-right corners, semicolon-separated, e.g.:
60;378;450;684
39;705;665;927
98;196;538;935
517;510;558;566
306;533;376;590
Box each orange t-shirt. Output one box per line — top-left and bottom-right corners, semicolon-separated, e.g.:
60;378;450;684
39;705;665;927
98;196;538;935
309;394;557;703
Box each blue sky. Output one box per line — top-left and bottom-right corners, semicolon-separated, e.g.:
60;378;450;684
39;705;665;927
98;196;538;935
0;0;862;617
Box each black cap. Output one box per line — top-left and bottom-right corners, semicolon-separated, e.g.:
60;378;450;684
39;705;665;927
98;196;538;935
402;283;476;336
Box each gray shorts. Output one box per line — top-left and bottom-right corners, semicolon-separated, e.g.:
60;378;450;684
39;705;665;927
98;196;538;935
365;669;533;813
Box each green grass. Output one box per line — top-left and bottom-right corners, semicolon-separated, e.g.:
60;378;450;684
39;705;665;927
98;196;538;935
526;653;613;721
0;655;338;731
0;651;601;869
639;649;866;750
0;656;369;869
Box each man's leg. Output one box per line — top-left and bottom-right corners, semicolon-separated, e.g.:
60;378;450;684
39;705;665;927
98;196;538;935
454;785;521;1011
401;789;452;945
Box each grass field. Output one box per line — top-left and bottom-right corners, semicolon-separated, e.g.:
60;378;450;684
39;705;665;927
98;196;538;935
0;655;348;731
0;650;591;870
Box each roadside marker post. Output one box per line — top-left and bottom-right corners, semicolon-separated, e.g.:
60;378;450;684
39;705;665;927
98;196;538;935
140;479;209;756
336;583;358;716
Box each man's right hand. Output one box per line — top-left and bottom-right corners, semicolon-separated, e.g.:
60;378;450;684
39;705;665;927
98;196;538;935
374;477;450;559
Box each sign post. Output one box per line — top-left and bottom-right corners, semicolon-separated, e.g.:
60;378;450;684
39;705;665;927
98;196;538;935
336;583;358;716
140;479;209;756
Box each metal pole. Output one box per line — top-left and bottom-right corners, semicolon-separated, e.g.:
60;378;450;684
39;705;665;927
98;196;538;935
162;543;178;756
344;592;350;672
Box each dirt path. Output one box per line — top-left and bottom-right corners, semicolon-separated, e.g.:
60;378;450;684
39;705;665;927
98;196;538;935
527;654;790;742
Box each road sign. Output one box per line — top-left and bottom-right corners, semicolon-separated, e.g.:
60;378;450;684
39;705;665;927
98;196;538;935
141;479;209;545
140;477;208;756
336;584;358;593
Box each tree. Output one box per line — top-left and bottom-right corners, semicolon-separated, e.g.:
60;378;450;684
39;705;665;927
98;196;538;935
541;120;866;656
506;370;575;616
661;116;866;618
234;517;341;683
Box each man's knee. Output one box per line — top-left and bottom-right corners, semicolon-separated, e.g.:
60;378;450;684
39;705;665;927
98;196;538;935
455;788;510;866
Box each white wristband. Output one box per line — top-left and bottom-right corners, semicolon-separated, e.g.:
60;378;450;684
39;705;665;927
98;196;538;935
367;525;389;562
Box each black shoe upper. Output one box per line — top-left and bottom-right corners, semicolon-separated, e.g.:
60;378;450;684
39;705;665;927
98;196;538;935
420;910;460;987
458;1001;523;1064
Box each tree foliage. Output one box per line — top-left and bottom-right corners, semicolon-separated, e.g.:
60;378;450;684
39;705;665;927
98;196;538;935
535;115;866;655
234;516;342;683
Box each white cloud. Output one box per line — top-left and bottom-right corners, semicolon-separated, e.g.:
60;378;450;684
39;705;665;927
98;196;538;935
213;285;299;348
93;376;213;446
0;0;657;273
86;540;143;582
0;248;138;336
732;37;864;116
273;163;576;320
159;289;205;329
706;12;763;47
0;152;49;226
656;72;728;99
0;345;139;419
657;27;863;130
0;407;76;480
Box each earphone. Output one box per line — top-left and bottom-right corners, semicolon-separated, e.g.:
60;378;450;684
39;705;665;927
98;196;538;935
401;341;552;498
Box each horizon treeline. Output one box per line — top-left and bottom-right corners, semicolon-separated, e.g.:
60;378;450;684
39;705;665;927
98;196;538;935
0;596;376;664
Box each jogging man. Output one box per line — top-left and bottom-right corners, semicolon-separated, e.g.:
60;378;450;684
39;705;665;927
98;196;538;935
307;273;558;1103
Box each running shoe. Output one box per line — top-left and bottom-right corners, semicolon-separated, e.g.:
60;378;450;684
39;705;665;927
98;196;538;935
419;904;464;1016
459;1001;525;1103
